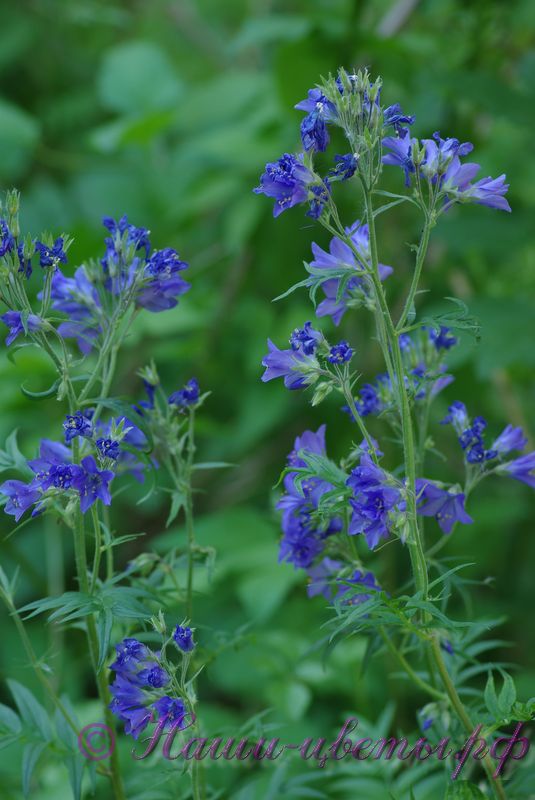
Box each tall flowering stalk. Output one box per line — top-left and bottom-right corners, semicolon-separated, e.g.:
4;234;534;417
256;68;531;798
0;193;208;799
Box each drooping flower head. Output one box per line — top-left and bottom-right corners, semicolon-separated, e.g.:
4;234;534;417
0;480;42;522
441;403;498;464
261;337;319;390
309;220;393;325
73;455;114;513
253;153;316;217
63;411;93;444
35;237;68;268
346;455;403;549
335;569;382;606
278;426;342;569
0;311;43;346
173;625;195;653
415;479;473;535
168;378;200;408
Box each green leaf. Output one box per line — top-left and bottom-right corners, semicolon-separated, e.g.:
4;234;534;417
22;742;46;798
0;703;22;734
485;672;501;719
20;378;61;399
7;681;53;742
498;671;517;715
192;461;234;471
166;490;185;527
0;99;40;179
65;753;84;800
444;780;488;799
98;41;182;114
96;608;114;671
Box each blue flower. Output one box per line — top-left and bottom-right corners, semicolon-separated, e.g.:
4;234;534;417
137;664;170;689
441;401;470;433
73;455;114;513
96;438;120;460
17;244;32;279
289;321;322;355
261;338;318;390
382;128;418;186
102;215;151;263
441;639;454;655
336;569;382;605
287;424;328;467
383;103;415;133
463;174;511;212
328;341;353;364
168;378;200;408
295;89;337;152
310;220;393;326
152;696;187;732
497;452;535;489
307;182;331;219
28;441;79;492
0;311;43;346
328;154;358;181
35;237;68;268
426;325;458;351
109;674;151;739
137;248;190;312
278;514;327;569
254;153;315;217
173;625;195;653
351;382;383;417
0;220;15;256
306;558;343;599
109;638;184;741
415;479;473;535
49;266;102;354
278;426;342;569
63;411;93;444
110;638;148;673
442;403;498;463
492;425;528;456
421;132;474;182
0;480;42;522
346;455;402;549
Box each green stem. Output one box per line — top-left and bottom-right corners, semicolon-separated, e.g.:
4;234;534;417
90;506;102;595
430;638;507;800
73;509;126;800
396;217;433;332
379;627;446;701
362;187;506;800
1;591;79;737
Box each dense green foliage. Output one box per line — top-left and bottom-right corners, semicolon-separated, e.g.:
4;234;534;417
0;1;533;798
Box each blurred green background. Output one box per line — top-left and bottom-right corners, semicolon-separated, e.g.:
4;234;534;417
0;0;534;797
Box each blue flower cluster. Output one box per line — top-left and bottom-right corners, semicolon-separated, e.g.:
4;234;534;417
383;130;510;211
307;558;382;606
49;216;189;354
441;401;533;484
109;638;187;740
253;69;416;220
348;326;456;418
0;409;151;520
277;426;341;569
347;454;403;549
309;220;393;325
0;214;190;355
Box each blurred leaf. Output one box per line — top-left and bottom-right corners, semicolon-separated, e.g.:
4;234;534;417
97;41;182;114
